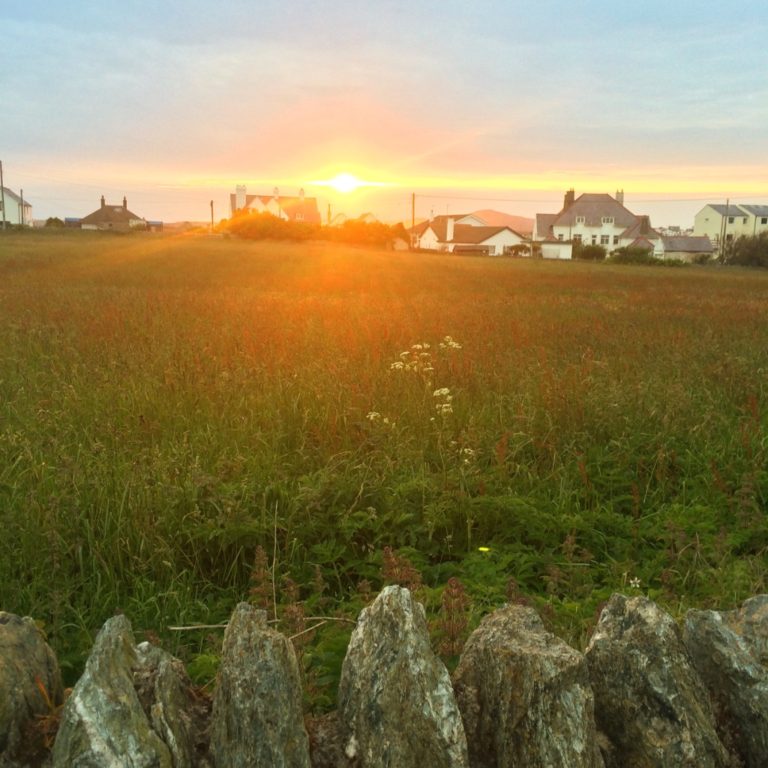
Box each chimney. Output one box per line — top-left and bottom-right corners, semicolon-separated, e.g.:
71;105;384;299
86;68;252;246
446;216;455;243
299;187;305;200
563;189;575;209
273;186;280;200
123;196;127;210
100;195;105;209
235;184;246;212
616;189;624;205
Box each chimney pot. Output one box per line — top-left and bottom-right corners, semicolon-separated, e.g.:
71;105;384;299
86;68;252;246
100;195;105;209
123;196;127;210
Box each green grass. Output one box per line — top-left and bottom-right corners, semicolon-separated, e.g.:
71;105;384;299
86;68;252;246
1;230;767;700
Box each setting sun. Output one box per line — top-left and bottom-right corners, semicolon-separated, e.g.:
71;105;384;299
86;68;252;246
312;173;390;194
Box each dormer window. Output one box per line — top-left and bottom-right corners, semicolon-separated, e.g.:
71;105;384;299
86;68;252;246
575;216;585;224
602;217;614;225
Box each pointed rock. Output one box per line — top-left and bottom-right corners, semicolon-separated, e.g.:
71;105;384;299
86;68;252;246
683;609;768;767
51;614;172;767
209;602;310;767
722;594;768;666
586;594;728;768
453;604;604;767
338;585;468;767
0;612;63;766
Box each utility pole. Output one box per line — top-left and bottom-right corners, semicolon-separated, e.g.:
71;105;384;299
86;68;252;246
719;198;730;260
0;161;6;230
210;200;214;232
411;192;415;231
20;189;24;227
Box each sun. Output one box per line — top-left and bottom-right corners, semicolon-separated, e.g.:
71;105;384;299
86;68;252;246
311;172;390;194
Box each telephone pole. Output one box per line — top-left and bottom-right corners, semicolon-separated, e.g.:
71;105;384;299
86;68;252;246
0;161;6;230
210;200;214;232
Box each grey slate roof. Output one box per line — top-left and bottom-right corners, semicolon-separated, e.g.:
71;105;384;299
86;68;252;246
552;193;637;228
739;205;768;217
662;236;713;253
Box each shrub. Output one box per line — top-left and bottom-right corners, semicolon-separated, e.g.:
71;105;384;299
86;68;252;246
572;243;606;261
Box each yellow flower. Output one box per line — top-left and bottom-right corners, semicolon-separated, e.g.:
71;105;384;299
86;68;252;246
477;546;491;553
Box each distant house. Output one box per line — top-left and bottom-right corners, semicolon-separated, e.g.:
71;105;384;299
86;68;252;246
659;236;714;262
693;204;768;254
80;196;147;231
230;185;321;224
0;187;33;226
534;190;671;258
410;214;527;255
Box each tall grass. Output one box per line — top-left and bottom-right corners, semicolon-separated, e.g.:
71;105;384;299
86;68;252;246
1;230;767;688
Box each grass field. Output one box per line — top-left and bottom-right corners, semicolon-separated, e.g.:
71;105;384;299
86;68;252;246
1;230;767;701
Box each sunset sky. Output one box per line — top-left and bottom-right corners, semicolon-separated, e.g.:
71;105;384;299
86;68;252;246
2;0;767;227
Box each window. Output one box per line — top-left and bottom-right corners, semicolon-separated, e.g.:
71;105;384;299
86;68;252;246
600;235;609;245
613;235;619;245
575;216;585;224
728;217;735;224
601;217;614;225
573;234;582;243
762;218;767;225
591;235;597;245
557;233;563;240
726;233;734;242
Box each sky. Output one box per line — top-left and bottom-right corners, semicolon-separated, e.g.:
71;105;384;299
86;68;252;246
2;0;767;227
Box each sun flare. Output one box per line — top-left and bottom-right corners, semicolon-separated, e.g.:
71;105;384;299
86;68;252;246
311;173;390;194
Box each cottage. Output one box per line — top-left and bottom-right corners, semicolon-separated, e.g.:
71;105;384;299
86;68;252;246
0;187;33;227
80;196;147;231
230;186;321;224
410;214;526;255
659;236;714;263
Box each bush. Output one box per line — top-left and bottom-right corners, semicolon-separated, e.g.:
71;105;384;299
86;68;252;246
572;243;606;261
724;232;768;268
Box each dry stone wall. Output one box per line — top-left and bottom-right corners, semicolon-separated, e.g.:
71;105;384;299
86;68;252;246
1;592;767;767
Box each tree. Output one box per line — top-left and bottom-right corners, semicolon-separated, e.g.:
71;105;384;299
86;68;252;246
44;217;64;228
572;242;606;261
725;232;768;268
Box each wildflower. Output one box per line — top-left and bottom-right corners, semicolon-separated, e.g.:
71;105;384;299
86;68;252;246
390;361;405;370
433;387;451;398
438;402;453;415
629;576;641;589
366;411;381;422
478;546;491;553
439;335;462;350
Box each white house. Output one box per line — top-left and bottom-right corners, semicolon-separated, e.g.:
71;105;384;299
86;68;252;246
410;214;527;255
1;187;33;227
694;204;768;253
659;236;714;263
230;185;322;224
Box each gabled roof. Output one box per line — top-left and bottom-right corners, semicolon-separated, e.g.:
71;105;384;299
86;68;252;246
627;237;656;251
230;193;321;223
704;204;749;217
81;203;142;224
535;213;557;238
662;236;713;253
1;187;30;205
451;224;520;244
553;193;638;229
739;205;768;217
620;215;660;240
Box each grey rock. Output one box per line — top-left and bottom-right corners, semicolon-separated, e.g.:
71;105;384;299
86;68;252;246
585;594;729;768
723;595;768;666
134;642;211;768
51;615;172;768
209;602;310;768
0;612;63;766
684;609;768;767
453;604;604;768
338;585;468;768
306;711;347;768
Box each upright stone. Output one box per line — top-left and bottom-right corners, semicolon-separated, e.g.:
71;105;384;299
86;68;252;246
723;595;768;665
51;614;172;767
684;609;768;767
0;612;63;766
585;594;728;768
209;602;310;768
453;604;603;768
338;585;468;767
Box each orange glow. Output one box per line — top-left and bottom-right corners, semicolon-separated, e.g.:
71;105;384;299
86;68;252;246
311;173;391;194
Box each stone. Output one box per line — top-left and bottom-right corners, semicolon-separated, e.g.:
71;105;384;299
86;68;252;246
209;602;310;767
683;608;768;767
453;604;604;768
337;585;468;768
0;612;63;766
51;615;172;767
723;594;768;666
305;711;347;768
134;641;211;768
585;594;729;768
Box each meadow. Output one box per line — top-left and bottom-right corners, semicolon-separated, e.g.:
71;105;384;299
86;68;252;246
1;230;767;702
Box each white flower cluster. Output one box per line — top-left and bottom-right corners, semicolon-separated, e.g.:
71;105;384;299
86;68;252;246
439;335;462;350
390;342;435;375
433;387;454;416
366;411;395;428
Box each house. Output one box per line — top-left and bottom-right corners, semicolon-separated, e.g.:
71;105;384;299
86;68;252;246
0;187;33;227
535;190;667;258
693;204;768;253
410;214;527;255
230;185;321;224
659;236;714;263
80;196;147;231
